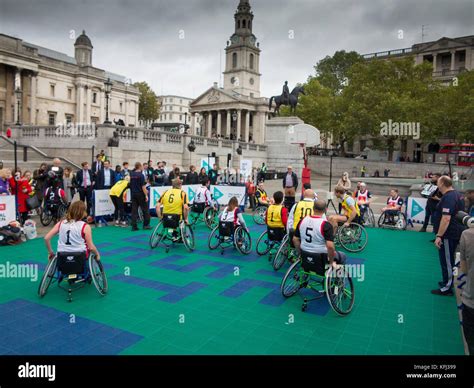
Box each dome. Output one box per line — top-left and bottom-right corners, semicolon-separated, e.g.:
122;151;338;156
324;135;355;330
74;30;92;48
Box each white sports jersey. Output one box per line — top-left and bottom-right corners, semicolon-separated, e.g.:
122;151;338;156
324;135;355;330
194;186;212;205
299;215;328;254
356;190;369;203
57;220;87;253
220;207;239;224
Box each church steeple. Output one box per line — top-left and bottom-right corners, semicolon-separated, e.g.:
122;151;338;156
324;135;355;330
234;0;253;35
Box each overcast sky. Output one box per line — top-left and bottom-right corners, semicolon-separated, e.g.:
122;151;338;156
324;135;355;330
1;0;472;98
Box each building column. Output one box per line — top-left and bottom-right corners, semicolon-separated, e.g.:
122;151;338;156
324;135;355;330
85;86;92;123
450;50;456;71
76;84;83;122
217;111;222;137
244;110;250;143
14;68;22;124
207;111;212;137
432;54;437;73
30;73;37;125
124;98;129;126
226;110;231;138
190;112;196;135
236;109;241;141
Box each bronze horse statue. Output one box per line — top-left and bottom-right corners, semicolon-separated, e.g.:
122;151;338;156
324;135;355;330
268;85;305;115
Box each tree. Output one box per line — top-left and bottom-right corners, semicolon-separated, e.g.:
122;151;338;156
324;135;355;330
134;81;160;125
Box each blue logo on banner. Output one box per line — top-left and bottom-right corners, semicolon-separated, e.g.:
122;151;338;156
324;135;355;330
213;187;224;202
188;187;195;202
152;189;161;207
411;199;424;217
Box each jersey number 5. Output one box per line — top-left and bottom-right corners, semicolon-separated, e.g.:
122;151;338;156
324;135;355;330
305;227;313;243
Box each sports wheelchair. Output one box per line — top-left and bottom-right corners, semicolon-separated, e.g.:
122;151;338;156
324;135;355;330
359;204;375;227
377;208;407;230
188;202;218;229
334;221;368;252
256;227;287;262
40;202;68;227
149;214;195;253
272;233;299;271
38;252;107;302
280;251;355;316
253;205;267;225
208;221;252;255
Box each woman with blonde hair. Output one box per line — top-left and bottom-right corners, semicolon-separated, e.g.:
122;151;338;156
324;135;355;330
337;172;352;192
44;201;100;261
0;169;11;195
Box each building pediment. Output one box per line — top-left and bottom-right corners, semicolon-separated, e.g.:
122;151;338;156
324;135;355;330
190;87;240;108
415;37;472;53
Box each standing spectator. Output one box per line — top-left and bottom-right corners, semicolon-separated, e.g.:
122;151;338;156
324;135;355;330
47;158;64;188
282;165;298;197
146;161;155;185
33;163;48;201
96;160;115;190
154;162;166;186
109;175;130;227
465;189;474;216
257;163;267;182
337;172;352;192
130;162;151;231
198;167;208;185
383;168;390;177
245;175;256;210
114;165;123;181
92;154;103;178
361;165;367;177
208;164;218;185
122;162;130;177
62;167;75;205
168;166;180;182
9;170;32;225
420;173;442;232
432;176;465;296
75;162;94;215
460;219;474;354
185;165;199;185
0;169;11;195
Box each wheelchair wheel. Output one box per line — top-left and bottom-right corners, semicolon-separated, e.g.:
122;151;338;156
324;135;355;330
38;256;58;297
89;253;108;296
204;207;217;229
253;206;267;225
40;208;53;226
281;259;302;298
188;211;200;226
208;226;221;250
149;221;165;249
273;235;289;271
394;213;407;230
325;266;355;316
234;227;252;255
338;223;368;252
256;231;271;256
363;207;375;227
377;212;386;228
181;222;195;252
56;204;68;221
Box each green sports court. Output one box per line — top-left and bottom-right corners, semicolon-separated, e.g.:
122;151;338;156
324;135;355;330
0;216;464;355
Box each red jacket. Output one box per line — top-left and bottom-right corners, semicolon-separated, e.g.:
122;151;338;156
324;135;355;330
9;177;32;213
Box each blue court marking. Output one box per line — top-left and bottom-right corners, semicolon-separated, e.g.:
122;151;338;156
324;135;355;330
220;278;284;306
0;299;143;355
148;255;239;279
100;246;154;262
110;274;207;303
193;249;260;262
122;234;149;244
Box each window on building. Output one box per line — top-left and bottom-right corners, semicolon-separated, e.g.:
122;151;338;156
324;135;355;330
249;53;254;69
91;117;99;124
242;20;246;28
232;53;238;68
180;107;182;112
180;115;182;121
67;88;72;100
237;20;241;29
180;99;182;103
120;102;123;112
170;98;173;103
48;112;56;125
359;139;367;152
65;114;73;124
92;92;97;104
50;84;55;97
459;50;466;62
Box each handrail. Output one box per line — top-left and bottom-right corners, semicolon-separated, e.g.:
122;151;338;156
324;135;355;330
0;134;81;169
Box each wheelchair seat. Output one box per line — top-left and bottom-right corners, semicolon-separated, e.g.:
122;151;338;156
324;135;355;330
163;213;180;229
300;250;327;276
191;202;206;214
219;221;235;237
267;227;285;242
57;251;87;278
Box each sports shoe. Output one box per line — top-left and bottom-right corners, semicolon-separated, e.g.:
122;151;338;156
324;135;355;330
115;220;120;226
431;289;453;296
120;221;128;227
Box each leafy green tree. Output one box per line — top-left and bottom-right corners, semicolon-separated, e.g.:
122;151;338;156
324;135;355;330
134;81;160;125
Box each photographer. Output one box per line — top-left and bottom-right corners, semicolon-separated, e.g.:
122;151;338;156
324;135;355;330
460;213;474;355
420;173;442;233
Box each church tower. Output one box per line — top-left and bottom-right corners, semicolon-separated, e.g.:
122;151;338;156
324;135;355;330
74;30;93;67
223;0;261;97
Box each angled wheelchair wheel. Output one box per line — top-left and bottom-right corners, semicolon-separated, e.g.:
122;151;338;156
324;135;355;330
273;235;289;271
234;227;252;255
325;266;355;316
189;211;200;226
253;206;267;225
89;253;108;296
57;204;68;221
204;207;217;229
394;212;407;230
338;223;368;252
181;222;195;252
40;208;53;226
38;256;58;297
377;212;386;228
281;259;302;298
149;221;165;249
138;207;144;224
363;207;375;227
256;231;271;256
208;226;221;250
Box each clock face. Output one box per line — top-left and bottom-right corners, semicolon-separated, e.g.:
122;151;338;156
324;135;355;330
249;36;256;45
249;78;254;85
231;35;239;44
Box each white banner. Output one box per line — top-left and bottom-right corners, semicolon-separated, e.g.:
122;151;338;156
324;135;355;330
149;185;246;209
240;159;253;179
407;197;427;224
0;195;17;227
94;190;115;217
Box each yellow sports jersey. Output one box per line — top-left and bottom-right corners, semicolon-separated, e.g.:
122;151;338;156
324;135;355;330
109;180;129;197
160;188;188;216
267;204;284;228
342;193;360;218
256;189;268;203
293;199;314;229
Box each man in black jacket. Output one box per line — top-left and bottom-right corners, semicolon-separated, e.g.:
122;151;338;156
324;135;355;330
185;165;199;185
282;166;298;194
96;160;116;190
75;162;94;215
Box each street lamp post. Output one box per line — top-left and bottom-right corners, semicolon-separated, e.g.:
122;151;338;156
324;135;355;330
15;87;22;125
104;78;113;124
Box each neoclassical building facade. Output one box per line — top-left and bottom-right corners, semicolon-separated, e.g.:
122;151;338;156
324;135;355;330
189;0;268;144
0;31;139;129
